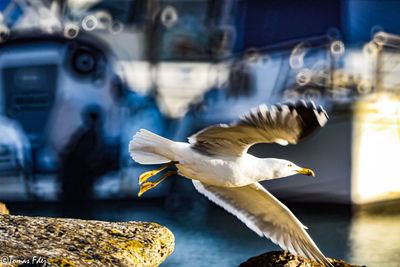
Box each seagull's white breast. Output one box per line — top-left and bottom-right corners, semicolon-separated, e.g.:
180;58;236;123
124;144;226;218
172;142;264;187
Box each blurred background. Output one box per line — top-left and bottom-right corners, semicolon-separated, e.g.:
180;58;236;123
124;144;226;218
0;0;400;266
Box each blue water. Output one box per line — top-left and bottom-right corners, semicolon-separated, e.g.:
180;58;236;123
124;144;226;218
7;195;400;267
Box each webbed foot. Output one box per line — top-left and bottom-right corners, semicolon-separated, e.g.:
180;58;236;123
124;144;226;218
138;161;178;184
138;170;178;197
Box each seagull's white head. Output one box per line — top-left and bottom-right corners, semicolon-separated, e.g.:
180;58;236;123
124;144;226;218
267;158;315;179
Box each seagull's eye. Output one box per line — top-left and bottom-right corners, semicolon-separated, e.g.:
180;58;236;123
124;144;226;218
288;164;292;167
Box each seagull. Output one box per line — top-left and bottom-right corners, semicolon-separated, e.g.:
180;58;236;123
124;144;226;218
129;100;332;266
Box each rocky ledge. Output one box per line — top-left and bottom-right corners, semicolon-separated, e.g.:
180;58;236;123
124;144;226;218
0;214;174;266
239;250;364;267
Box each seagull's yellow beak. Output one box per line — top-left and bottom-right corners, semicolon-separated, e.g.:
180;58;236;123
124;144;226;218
296;168;315;176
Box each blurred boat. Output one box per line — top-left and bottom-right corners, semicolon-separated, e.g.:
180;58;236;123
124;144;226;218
1;0;399;207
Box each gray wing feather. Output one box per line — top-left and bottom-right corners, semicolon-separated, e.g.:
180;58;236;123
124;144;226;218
192;180;333;267
189;100;328;156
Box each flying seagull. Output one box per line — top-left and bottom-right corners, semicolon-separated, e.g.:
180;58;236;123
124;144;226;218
129;100;332;266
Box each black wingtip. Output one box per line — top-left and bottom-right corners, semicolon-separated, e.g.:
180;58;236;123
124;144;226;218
282;100;329;140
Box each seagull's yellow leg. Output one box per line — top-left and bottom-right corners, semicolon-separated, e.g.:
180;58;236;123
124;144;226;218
138;161;178;185
138;170;178;197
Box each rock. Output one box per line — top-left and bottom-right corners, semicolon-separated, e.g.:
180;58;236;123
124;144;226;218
0;215;174;266
239;250;364;267
0;203;9;215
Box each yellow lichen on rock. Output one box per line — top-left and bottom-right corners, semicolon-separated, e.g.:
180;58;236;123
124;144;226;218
48;259;77;267
121;240;144;253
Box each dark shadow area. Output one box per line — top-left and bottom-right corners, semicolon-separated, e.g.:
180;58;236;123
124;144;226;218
58;105;118;213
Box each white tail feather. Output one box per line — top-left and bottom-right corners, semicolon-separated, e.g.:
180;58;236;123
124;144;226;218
129;129;174;164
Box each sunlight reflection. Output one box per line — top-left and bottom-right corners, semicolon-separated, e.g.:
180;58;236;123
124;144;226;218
352;92;400;204
348;208;400;266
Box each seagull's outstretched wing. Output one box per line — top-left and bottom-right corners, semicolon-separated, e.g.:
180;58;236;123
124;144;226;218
192;180;333;267
189;101;328;156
